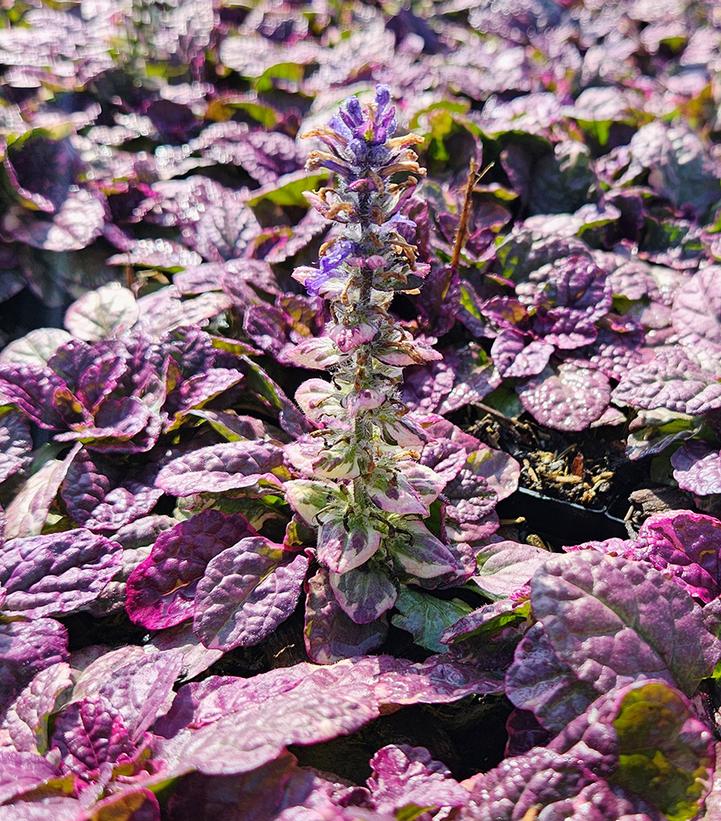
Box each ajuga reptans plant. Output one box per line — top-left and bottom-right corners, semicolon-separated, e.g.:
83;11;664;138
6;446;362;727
285;86;475;625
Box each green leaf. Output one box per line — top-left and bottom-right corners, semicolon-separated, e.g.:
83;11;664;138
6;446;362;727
254;62;305;93
246;170;329;208
392;587;472;652
611;682;714;821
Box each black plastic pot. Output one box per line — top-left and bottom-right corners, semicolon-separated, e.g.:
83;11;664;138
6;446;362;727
497;485;628;549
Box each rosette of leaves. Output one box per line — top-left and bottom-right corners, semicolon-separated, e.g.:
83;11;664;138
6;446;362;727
281;87;478;650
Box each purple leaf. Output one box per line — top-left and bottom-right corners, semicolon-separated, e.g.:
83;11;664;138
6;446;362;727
0;751;64;805
164;368;245;431
491;331;552;378
517;363;611;431
367;745;468;815
125;510;256;630
0;529;121;617
50;696;137;775
164;755;329;821
71;645;183;739
148;623;224;683
505;623;600;733
672;443;721;496
329;563;398;625
0;409;32;485
392;520;471;582
635;510;721;603
613;346;721;415
61;447;162;533
467;680;713;820
193;538;309;651
672;267;721;352
155;441;284;496
154;654;501;777
4;134;82;214
203;130;302;185
531;551;720;697
182;188;260;262
2;662;73;754
2;188;105;252
303;568;388;663
0;619;68;713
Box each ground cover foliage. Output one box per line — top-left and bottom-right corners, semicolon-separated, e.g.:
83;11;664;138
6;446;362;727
2;0;721;818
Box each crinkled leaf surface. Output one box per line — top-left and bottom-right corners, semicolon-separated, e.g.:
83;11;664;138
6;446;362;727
193;538;309;651
672;443;721;496
517;363;611;431
156;441;284;496
0;409;32;485
126;510;256;629
531;552;720;697
154;654;502;777
0;619;68;713
0;529;121;617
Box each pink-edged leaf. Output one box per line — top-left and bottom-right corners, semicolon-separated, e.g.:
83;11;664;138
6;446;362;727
635;510;721;603
0;409;32;485
49;696;137;775
329;563;398;625
154;654;502;777
672;443;721;496
193;538;309;651
474;541;549;599
367;744;469;814
125;510;256;630
2;662;74;754
155;441;284;496
0;619;68;713
63;283;139;342
304;568;388;664
72;645;183;739
0;528;121;618
317;515;383;574
517;363;611;431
